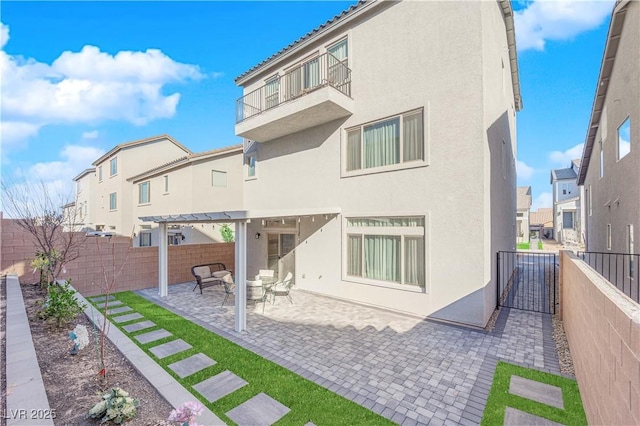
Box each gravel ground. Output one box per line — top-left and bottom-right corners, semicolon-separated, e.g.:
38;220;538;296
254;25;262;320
552;315;575;377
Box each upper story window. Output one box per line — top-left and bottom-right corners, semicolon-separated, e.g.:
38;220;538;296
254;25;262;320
98;165;103;182
346;109;424;173
560;182;572;196
618;117;630;160
138;181;150;204
599;140;604;178
245;154;256;178
76;180;82;194
110;157;117;177
588;185;592;216
109;192;117;211
265;76;280;110
164;175;169;193
212;170;227;187
327;38;348;85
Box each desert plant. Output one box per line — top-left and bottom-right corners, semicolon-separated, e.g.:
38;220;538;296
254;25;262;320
87;387;139;424
220;224;234;243
39;279;86;328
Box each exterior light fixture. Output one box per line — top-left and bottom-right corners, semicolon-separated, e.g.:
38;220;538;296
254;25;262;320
255;232;261;239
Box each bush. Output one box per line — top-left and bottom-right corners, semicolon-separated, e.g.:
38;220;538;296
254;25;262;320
39;279;86;328
88;388;139;424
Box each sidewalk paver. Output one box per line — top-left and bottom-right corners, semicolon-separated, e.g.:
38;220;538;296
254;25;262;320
123;320;156;333
90;295;116;303
134;329;173;344
168;353;216;378
504;407;563;426
225;392;290;426
193;370;247;403
509;375;564;409
106;306;133;315
149;339;191;359
111;312;143;323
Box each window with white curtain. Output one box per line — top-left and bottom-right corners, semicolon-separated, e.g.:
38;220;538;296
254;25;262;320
346;109;424;173
346;217;425;288
245;154;256;178
109;192;117;211
265;76;280;109
327;38;348;84
139;232;152;247
138;181;150;204
110;158;117;176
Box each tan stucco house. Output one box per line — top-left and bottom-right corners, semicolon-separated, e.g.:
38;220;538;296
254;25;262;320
517;187;532;243
551;160;584;246
230;0;522;327
579;0;638;254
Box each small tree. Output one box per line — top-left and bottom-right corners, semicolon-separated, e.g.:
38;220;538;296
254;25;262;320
1;177;86;285
220;223;234;243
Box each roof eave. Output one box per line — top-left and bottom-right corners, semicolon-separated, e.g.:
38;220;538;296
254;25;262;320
499;0;523;111
91;134;192;166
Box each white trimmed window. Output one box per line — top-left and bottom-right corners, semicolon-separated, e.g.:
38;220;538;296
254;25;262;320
618;117;630;160
345;217;425;289
109;192;117;211
139;232;152;247
346;109;424;173
164;175;169;193
607;224;612;250
599;140;604;178
110;158;117;176
98;165;103;182
139;181;150;204
212;170;227;187
588;185;592;216
245;154;256;178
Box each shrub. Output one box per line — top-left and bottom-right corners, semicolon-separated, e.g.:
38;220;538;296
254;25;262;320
39;279;86;328
88;388;139;424
168;401;204;425
220;224;234;243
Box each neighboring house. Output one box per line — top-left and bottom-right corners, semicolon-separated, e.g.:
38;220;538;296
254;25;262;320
530;208;553;240
578;0;638;254
517;187;532;243
127;145;244;247
91;135;193;237
551;159;584;245
233;0;521;327
73;168;96;231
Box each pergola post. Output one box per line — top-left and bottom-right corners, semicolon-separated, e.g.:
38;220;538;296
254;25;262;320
159;222;168;297
234;221;247;332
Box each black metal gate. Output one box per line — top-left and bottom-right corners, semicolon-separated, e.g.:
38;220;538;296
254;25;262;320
497;251;558;314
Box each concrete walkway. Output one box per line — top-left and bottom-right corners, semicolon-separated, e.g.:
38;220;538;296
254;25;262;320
138;283;562;425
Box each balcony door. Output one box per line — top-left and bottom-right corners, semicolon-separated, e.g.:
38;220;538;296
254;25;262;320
267;233;296;280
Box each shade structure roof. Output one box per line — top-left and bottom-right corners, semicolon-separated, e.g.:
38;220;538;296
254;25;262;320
139;207;342;224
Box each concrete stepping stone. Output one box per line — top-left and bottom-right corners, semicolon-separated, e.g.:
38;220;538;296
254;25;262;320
123;320;156;333
504;407;563;426
107;306;133;315
100;300;123;307
193;370;248;403
90;295;115;302
226;392;290;426
134;329;173;344
509;375;564;409
149;339;192;359
111;313;144;324
168;353;216;378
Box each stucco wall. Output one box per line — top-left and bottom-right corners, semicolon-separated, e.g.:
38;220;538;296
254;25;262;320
0;218;234;296
584;1;639;253
560;250;640;426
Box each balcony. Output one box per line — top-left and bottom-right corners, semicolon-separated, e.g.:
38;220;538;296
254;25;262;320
235;52;354;142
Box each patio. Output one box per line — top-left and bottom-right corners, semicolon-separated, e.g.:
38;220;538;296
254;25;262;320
137;282;562;425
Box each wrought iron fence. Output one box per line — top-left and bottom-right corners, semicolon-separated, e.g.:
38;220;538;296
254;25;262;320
578;251;639;303
236;52;352;123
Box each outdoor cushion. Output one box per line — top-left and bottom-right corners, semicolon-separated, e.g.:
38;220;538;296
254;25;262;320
193;266;211;279
212;270;230;278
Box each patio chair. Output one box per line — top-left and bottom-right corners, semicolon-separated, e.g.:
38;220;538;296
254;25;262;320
271;272;294;305
246;279;268;313
221;274;235;307
191;263;229;294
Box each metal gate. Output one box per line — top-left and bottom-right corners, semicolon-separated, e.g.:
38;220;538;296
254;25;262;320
497;251;558;314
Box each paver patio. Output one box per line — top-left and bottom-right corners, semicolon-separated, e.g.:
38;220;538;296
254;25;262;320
138;282;561;425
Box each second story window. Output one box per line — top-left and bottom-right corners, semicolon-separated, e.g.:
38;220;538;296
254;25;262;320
110;157;117;177
139;181;150;204
599;140;604;178
265;76;280;109
109;192;117;211
618;117;630;160
346;109;424;173
327;38;348;85
212;170;227;187
98;165;103;182
164;175;169;193
245;154;256;178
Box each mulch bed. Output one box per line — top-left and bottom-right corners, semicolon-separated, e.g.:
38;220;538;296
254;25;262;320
20;283;173;425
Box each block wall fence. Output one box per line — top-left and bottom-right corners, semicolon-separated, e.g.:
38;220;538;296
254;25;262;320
560;250;640;426
1;218;235;296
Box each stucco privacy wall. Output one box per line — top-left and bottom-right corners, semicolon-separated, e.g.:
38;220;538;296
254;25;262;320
1;218;234;296
560;250;640;426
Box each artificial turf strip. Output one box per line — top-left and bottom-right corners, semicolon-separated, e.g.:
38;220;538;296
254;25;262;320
481;361;587;426
92;292;394;426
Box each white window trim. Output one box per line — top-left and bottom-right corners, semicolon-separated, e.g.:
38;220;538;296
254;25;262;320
109;157;118;178
109;192;117;211
245;153;257;181
341;214;428;293
139;231;152;247
138;181;151;205
98;165;103;182
588;185;592;216
163;175;169;194
342;106;429;178
617;115;631;161
607;224;612;250
211;170;228;188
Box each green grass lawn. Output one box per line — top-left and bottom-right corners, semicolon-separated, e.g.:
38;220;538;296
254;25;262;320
516;242;530;250
92;292;393;426
538;240;544;250
481;362;587;426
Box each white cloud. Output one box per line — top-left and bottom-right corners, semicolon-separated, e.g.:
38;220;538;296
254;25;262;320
549;143;584;166
28;145;104;182
515;0;614;51
517;160;536;180
532;192;553;210
0;22;8;50
0;121;41;147
0;22;205;148
82;130;99;139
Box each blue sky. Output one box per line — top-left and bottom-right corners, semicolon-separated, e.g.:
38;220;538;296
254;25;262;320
0;1;615;211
